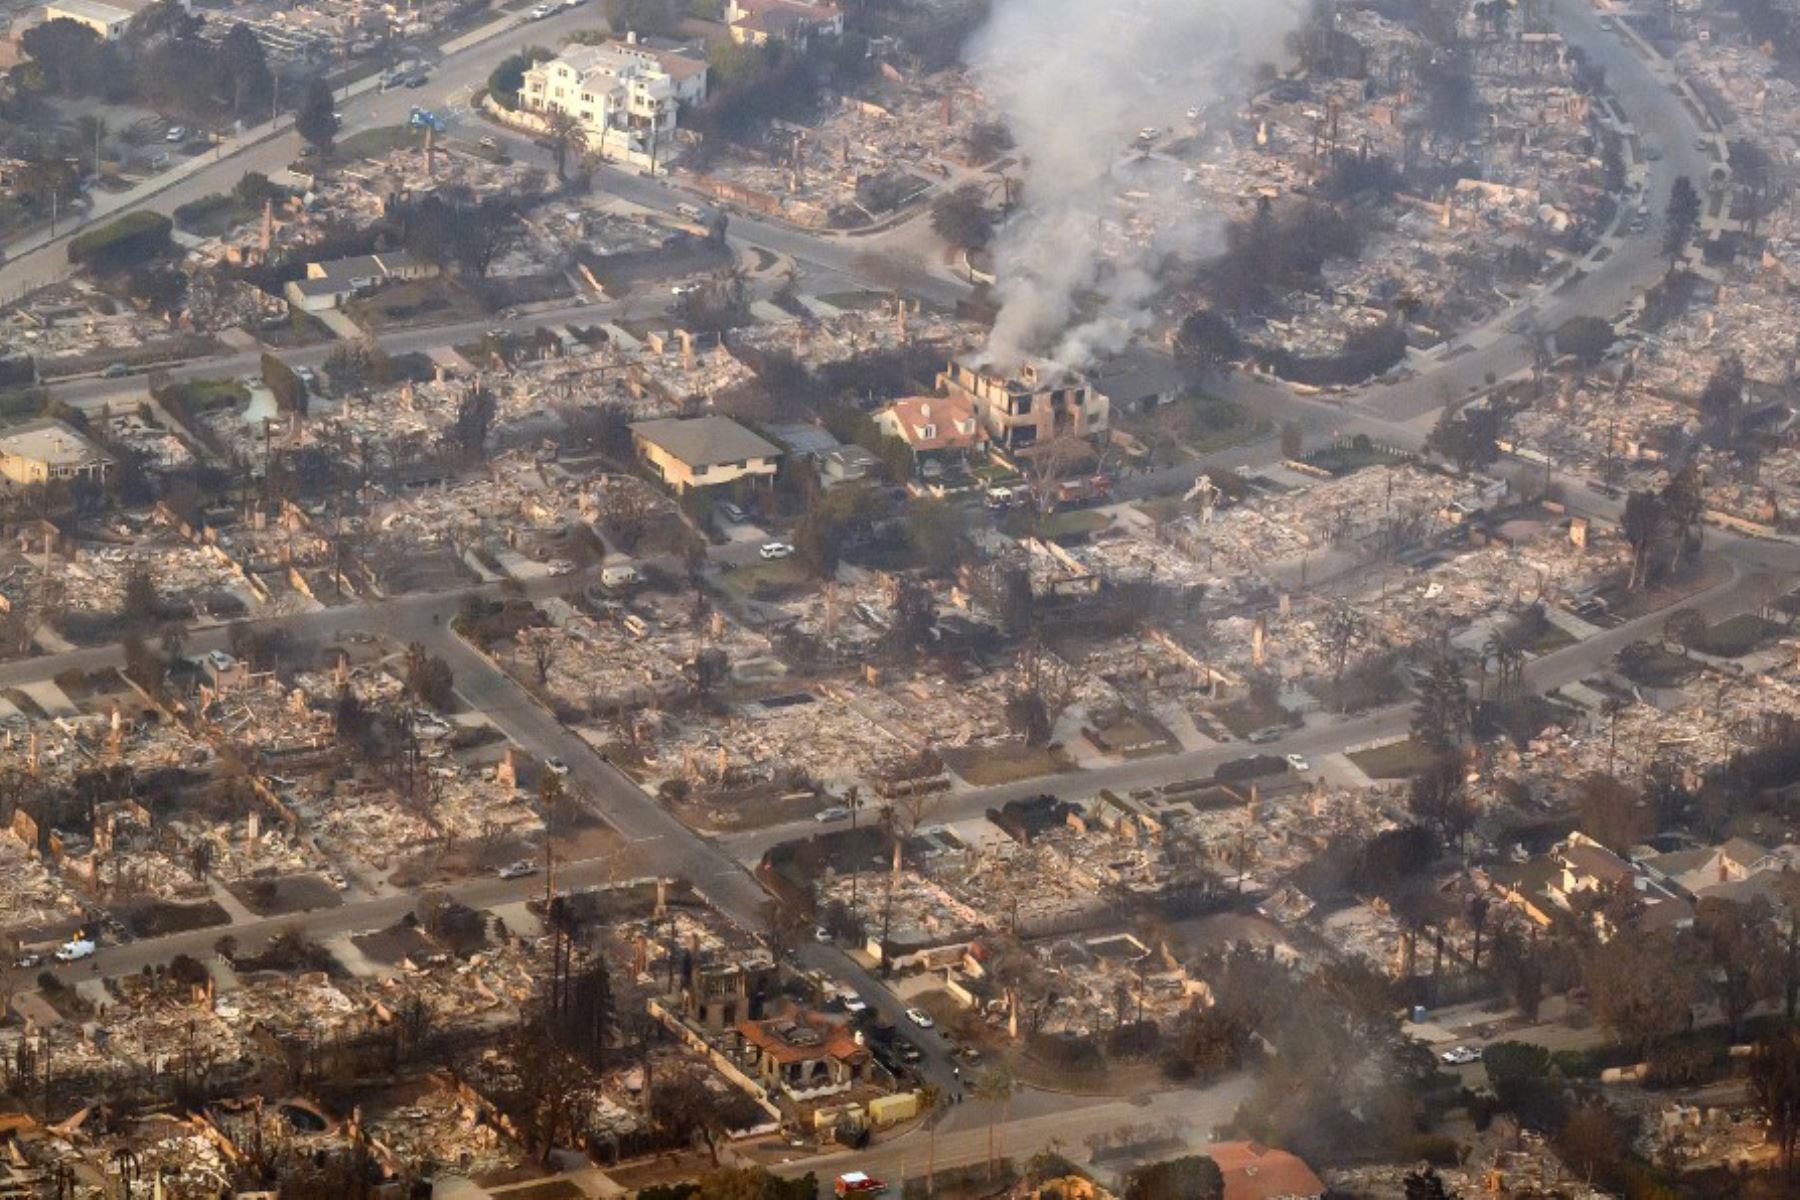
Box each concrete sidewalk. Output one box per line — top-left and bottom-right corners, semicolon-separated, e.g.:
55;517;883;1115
0;6;531;285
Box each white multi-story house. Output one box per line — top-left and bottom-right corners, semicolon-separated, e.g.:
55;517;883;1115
519;40;704;167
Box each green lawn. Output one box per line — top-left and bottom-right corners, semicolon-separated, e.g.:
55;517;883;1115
940;742;1074;786
159;377;248;415
1692;614;1783;658
348;277;485;330
1348;738;1439;780
1302;437;1409;476
172;192;259;237
1213;695;1292;739
334;124;425;162
1617;642;1699;687
1035;509;1111;540
718;557;815;601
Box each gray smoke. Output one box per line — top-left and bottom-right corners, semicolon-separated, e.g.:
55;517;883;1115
965;0;1296;367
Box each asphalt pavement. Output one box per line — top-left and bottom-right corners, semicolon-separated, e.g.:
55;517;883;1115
1;0;1788;1122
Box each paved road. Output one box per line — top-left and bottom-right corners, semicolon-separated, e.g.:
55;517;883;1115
1340;0;1712;425
777;1075;1256;1196
4;0;1782;1112
0;2;631;303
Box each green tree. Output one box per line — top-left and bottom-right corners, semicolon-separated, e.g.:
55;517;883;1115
1554;315;1614;366
1751;1027;1800;1175
1123;1155;1224;1200
122;567;161;627
1697;352;1744;442
1695;896;1780;1039
929;182;994;254
218;22;271;116
1664;173;1700;262
20;19;104;95
973;1066;1017;1179
1584;930;1697;1054
1408;755;1476;851
294;77;338;154
607;0;679;35
1620;489;1665;590
1411;650;1469;753
1173;308;1241;384
487;48;551;110
904;499;967;576
545;110;586;182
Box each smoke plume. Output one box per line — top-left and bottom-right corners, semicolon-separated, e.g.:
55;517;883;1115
965;0;1295;367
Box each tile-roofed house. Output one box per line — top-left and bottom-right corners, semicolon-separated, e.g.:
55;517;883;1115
875;394;987;459
724;0;843;45
1208;1141;1326;1200
629;415;782;492
733;1010;870;1100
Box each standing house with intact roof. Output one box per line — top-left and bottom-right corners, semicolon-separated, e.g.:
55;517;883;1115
630;415;782;493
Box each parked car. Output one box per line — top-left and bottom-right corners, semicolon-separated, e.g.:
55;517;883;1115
760;541;795;560
835;1173;887;1198
165;125;188;143
814;806;851;823
1441;1045;1482;1065
1247;727;1284;744
55;939;96;963
102;362;129;378
1285;753;1310;772
14;953;41;969
814;926;832;943
720;502;748;523
498;860;538;880
905;1007;934;1028
545;756;570;776
529;2;553;16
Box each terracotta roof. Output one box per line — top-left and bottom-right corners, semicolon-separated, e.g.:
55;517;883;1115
879;394;984;451
734;0;841;17
737;1013;868;1065
1208;1142;1325;1200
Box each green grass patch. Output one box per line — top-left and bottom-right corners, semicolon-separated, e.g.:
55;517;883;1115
347;276;484;330
1521;620;1577;654
335;124;425;161
1213;695;1293;739
940;742;1074;785
1617;642;1699;687
1035;508;1111;540
158;377;248;415
1348;738;1438;780
1692;614;1783;658
172;192;257;237
1302;435;1409;476
718;557;814;601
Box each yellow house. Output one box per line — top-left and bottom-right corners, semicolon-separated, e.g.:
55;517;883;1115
630;415;781;493
0;418;113;487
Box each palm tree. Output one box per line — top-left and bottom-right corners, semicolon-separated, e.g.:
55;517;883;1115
973;1065;1017;1179
75;114;106;176
545;111;584;182
918;1082;948;1193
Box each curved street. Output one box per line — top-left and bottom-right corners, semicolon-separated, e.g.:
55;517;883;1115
0;0;1783;1173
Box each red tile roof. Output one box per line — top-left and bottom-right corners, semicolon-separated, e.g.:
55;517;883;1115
1208;1142;1326;1200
